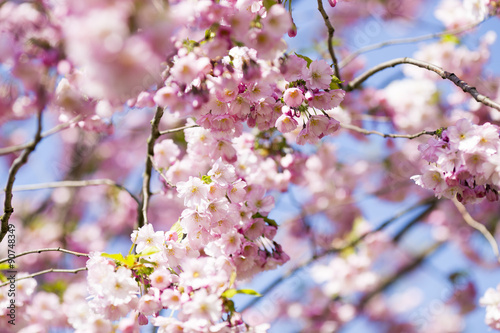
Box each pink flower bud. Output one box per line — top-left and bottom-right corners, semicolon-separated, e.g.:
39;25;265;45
328;0;337;7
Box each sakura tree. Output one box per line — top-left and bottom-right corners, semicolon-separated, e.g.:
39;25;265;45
1;0;500;332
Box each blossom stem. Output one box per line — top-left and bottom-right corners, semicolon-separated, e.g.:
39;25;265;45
317;0;342;85
0;267;88;288
0;247;89;264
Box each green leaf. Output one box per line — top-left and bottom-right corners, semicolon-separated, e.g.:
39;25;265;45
222;288;262;298
294;52;313;67
102;253;126;264
170;221;185;242
251;213;278;227
441;34;460;44
0;263;12;270
202;175;212;184
136;246;160;258
329;76;343;90
263;0;277;10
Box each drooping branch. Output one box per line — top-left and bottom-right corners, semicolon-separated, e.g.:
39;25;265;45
340;21;482;68
452;198;500;262
340;123;437;139
0;267;88;288
0;247;89;264
240;198;437;311
346;57;500;112
317;0;342;84
1;96;45;244
11;179;140;207
0;115;81;156
138;106;165;228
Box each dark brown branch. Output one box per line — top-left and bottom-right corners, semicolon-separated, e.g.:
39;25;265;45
346;57;500;112
317;0;342;85
1;96;45;243
138;106;164;228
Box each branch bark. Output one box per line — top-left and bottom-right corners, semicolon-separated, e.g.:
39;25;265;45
0;267;87;287
1;95;45;243
11;179;140;206
138;107;165;228
340;123;437;139
0;247;88;264
317;0;342;85
346;57;500;112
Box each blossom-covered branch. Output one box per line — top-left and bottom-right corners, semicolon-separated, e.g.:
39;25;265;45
346;57;500;111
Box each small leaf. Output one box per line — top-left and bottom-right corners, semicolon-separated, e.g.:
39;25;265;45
294;52;313;67
136;246;160;258
222;288;262;298
202;175;212;184
102;253;126;264
0;263;12;270
263;0;277;10
170;221;185;242
441;34;460;44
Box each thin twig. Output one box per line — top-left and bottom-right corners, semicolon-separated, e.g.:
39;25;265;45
11;179;140;206
159;124;199;136
0;247;89;264
340;122;437;139
240;197;437;311
149;155;175;188
452;198;500;262
346;57;500;112
358;241;444;308
0;115;81;156
317;0;342;85
0;267;87;287
1;94;45;243
340;21;482;68
138;107;164;228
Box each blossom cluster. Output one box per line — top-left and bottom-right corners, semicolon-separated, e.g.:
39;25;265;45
412;118;500;204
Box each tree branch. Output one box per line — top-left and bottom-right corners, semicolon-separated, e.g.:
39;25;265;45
138;106;164;228
0;267;87;287
317;0;342;85
357;241;444;308
240;197;437;311
340;123;437;139
452;197;500;262
340;21;482;68
11;179;140;207
0;247;88;264
159;124;199;136
346;57;500;112
0;115;81;156
1;97;45;243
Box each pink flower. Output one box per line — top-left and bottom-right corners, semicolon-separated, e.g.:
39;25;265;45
305;60;334;90
154;139;181;169
176;176;210;207
328;0;338;7
283;88;304;107
276;113;298;133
